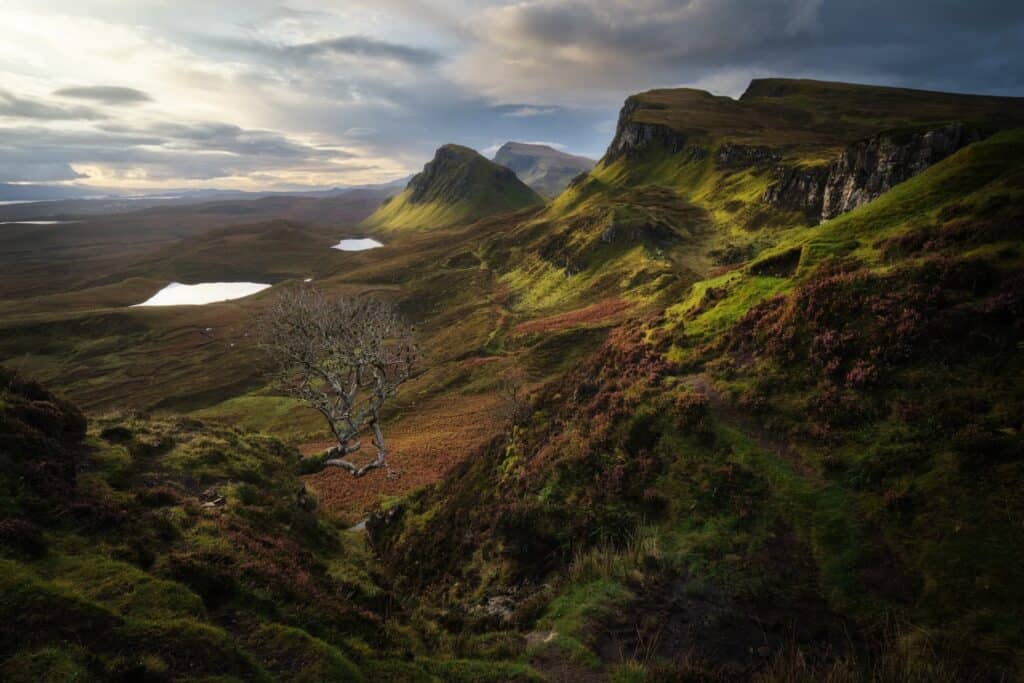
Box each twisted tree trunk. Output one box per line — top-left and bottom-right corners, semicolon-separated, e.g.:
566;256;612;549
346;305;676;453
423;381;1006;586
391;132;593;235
321;417;388;478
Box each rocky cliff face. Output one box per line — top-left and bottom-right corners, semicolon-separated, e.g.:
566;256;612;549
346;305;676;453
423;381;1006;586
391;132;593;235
604;97;706;163
762;165;830;215
764;123;985;222
714;144;782;169
820;123;984;219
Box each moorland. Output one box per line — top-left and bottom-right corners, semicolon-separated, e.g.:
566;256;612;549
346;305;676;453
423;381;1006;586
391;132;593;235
2;78;1024;681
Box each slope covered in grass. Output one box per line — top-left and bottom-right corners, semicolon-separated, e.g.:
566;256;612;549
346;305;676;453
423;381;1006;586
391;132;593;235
0;368;548;681
2;78;1024;681
373;99;1024;679
363;144;544;231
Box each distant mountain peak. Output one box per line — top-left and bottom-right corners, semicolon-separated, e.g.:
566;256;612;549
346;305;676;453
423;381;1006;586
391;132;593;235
492;141;595;198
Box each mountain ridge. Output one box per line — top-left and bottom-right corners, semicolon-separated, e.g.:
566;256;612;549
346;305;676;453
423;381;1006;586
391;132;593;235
492;142;595;197
362;143;543;230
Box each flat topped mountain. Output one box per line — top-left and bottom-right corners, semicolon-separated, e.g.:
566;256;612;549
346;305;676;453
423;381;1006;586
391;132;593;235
605;78;1024;161
364;144;543;230
492;142;595;197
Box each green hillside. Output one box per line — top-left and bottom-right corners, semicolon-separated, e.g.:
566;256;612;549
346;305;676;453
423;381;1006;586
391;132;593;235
363;144;544;231
2;78;1024;681
372;83;1024;680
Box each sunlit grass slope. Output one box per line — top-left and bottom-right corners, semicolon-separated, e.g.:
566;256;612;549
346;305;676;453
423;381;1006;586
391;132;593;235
363;144;543;231
375;98;1024;679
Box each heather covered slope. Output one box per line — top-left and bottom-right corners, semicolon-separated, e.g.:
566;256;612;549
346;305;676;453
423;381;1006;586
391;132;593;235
371;91;1024;679
363;144;544;230
0;368;543;681
2;78;1024;681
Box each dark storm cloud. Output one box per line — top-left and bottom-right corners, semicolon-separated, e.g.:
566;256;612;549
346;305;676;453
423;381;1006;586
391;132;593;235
54;86;153;105
0;90;102;121
458;0;1024;100
807;0;1024;94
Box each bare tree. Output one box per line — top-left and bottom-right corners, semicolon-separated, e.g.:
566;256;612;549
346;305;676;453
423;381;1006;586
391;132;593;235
255;287;417;477
497;366;531;430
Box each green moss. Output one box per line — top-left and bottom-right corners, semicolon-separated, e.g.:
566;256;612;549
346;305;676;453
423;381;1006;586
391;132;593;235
0;558;121;647
249;623;363;682
415;657;543;682
192;394;320;442
680;274;793;340
0;646;96;683
534;579;631;668
361;659;439;682
118;618;271;681
46;554;206;620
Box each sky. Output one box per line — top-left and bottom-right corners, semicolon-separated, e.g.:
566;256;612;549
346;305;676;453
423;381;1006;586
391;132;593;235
1;0;1022;192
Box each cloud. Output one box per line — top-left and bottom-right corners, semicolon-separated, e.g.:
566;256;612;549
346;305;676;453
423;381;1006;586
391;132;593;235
202;33;441;71
0;90;102;120
0;161;86;183
133;121;354;160
502;106;560;118
0;1;1021;190
342;127;378;139
451;0;1024;104
451;0;826;104
289;35;440;65
0;119;359;185
54;85;153;105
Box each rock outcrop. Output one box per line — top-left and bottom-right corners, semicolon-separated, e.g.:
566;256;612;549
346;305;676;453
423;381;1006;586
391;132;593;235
715;144;782;169
819;123;984;219
763;123;985;222
604;97;707;163
762;165;830;215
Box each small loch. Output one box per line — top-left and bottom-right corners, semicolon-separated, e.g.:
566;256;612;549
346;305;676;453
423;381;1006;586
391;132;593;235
332;237;383;251
134;282;272;307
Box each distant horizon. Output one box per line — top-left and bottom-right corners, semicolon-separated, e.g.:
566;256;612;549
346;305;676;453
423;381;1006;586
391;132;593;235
0;176;413;200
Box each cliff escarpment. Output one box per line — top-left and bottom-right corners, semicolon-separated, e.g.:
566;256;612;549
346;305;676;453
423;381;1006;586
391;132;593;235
602;96;707;164
764;123;987;221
